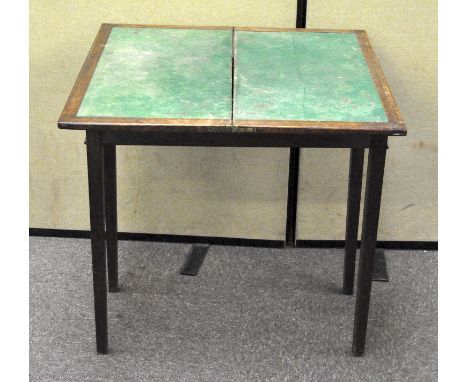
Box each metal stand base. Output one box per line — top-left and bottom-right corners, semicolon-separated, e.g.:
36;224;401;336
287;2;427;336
180;244;210;276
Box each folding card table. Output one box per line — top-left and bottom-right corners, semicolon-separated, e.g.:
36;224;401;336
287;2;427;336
58;24;406;356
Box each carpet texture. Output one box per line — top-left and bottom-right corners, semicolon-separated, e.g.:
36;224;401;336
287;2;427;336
30;237;437;381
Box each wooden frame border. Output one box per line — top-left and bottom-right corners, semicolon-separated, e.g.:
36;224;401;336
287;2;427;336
232;28;406;136
58;23;233;130
59;23;113;126
58;24;406;136
355;30;405;129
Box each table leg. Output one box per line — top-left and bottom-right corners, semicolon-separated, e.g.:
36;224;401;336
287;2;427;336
86;131;108;354
343;148;365;295
352;143;387;356
104;145;118;292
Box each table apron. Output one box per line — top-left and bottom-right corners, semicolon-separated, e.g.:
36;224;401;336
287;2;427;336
101;131;387;148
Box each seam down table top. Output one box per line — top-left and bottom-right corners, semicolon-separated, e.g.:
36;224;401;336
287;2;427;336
59;24;406;136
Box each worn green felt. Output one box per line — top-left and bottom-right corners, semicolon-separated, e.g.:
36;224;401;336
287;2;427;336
233;31;387;122
77;27;232;119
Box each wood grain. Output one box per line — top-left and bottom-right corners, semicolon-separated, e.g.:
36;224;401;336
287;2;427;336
232;120;406;135
59;117;231;131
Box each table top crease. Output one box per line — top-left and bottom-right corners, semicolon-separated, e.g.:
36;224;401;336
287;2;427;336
58;24;406;136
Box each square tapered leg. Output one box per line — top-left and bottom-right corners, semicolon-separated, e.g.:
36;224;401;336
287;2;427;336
352;139;387;356
103;145;118;292
86;131;109;354
343;148;365;295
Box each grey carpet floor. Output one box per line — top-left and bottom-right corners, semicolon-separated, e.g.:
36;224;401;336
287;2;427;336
30;237;437;382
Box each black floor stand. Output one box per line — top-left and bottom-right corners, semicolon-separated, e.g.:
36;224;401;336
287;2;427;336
180;244;210;276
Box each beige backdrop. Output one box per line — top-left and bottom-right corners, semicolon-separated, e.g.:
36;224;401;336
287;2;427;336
30;0;437;241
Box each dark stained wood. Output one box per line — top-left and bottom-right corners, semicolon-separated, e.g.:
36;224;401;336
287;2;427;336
101;130;374;148
104;145;118;292
86;131;108;354
353;138;388;356
343;148;365;295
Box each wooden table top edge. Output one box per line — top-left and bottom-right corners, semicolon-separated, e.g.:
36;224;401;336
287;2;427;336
59;23;114;124
58;117;233;130
355;30;406;132
233;120;406;136
58;23;406;137
58;117;406;136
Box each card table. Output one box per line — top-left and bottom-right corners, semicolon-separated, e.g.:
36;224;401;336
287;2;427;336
59;24;406;356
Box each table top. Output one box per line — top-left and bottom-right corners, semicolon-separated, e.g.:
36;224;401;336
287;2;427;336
59;24;406;136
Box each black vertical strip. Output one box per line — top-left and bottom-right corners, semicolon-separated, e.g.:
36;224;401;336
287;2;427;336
286;148;300;246
231;28;235;123
296;0;308;28
286;1;308;246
